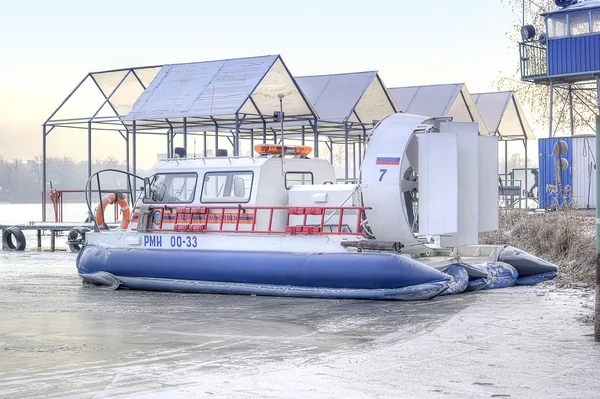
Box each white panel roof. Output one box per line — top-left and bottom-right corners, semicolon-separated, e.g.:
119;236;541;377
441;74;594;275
472;91;534;140
123;55;312;120
295;71;396;124
390;84;462;116
389;84;489;135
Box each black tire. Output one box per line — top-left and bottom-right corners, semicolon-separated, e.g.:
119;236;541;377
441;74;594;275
67;227;90;253
2;226;26;251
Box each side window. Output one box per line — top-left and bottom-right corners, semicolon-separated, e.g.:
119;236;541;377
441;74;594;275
592;10;600;33
548;15;567;38
201;171;253;203
569;12;590;36
285;172;314;189
145;173;197;203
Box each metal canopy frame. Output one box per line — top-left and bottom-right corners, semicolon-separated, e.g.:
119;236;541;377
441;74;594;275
41;56;400;220
472;90;536;200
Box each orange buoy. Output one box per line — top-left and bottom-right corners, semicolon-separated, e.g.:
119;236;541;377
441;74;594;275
95;193;130;230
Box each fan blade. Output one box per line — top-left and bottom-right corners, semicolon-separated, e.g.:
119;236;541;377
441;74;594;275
406;136;418;173
400;180;418;192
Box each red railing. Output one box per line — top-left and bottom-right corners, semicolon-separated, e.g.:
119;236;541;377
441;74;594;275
142;205;370;235
45;189;124;223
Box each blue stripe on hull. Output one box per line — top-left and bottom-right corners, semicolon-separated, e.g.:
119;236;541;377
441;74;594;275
77;246;450;300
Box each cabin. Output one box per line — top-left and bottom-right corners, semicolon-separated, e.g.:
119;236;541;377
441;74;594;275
129;145;362;235
520;0;600;82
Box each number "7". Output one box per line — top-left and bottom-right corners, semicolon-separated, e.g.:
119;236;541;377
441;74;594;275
379;169;387;181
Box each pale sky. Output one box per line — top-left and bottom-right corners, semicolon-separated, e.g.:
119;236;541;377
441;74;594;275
0;0;524;168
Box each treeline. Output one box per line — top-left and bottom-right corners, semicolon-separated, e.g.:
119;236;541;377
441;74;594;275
0;156;153;203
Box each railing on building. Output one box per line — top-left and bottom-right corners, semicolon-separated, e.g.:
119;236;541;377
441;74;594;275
520;42;547;80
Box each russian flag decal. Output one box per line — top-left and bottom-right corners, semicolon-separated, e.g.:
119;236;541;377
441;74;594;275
376;156;401;165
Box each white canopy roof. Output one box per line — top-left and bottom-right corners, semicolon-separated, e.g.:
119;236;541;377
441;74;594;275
388;83;489;135
123;55;315;121
472;91;534;140
295;71;397;125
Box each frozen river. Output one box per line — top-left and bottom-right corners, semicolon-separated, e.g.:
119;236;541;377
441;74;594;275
1;248;599;398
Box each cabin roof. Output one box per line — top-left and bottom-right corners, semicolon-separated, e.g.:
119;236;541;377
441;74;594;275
542;1;600;16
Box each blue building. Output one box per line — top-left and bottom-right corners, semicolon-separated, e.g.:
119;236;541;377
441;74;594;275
521;0;600;82
520;0;600;209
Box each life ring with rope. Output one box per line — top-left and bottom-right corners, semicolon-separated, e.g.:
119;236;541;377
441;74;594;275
95;193;130;230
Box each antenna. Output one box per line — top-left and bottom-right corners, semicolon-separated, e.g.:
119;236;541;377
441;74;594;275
210;86;215;116
278;93;285;175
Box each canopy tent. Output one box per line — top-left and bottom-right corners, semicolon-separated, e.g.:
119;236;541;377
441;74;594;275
388;83;490;135
294;71;398;179
471;91;534;141
472;91;536;199
295;71;397;131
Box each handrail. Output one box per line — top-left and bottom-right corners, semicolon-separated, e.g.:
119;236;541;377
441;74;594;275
140;205;371;236
84;169;146;232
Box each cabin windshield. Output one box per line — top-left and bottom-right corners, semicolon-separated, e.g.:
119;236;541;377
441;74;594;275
201;171;253;203
146;173;198;203
548;14;567;38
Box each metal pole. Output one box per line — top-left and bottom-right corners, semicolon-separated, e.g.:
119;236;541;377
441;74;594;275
313;118;319;158
42;125;47;222
524;139;528;209
301;125;305;146
262;121;267;144
250;128;254;155
549;82;554;138
215;124;219;153
183;117;188;154
329;140;333;165
569;85;575;136
126;130;130;173
203;131;207;157
132;120;137;194
352;142;356;180
87;122;92;206
234;113;240;156
505;140;508;181
595;114;600;341
344;123;349;180
595;76;600;341
358;135;362;171
166;129;171;158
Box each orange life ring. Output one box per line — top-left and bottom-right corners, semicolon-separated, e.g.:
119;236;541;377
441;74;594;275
95;193;130;230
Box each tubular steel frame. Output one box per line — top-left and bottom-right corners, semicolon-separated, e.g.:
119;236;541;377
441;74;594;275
41;63;398;221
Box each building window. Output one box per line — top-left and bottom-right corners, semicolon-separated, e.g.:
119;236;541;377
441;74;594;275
285;172;314;189
548;14;568;38
201;171;253;203
145;173;197;203
569;12;590;36
592;10;600;33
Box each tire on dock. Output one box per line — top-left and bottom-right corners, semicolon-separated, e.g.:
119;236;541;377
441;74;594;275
2;226;26;251
67;227;90;253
